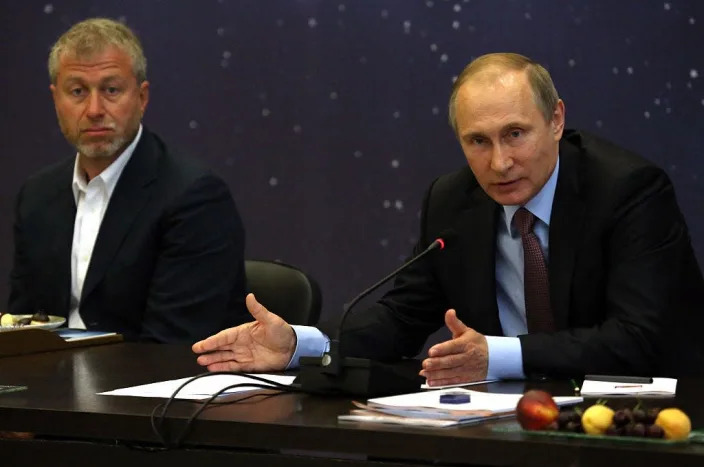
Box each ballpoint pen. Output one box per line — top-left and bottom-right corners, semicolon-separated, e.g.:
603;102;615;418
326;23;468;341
584;375;653;384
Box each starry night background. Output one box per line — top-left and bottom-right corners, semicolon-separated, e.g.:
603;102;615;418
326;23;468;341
1;1;702;328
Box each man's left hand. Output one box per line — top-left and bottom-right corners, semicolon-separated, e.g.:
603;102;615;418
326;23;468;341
420;309;488;386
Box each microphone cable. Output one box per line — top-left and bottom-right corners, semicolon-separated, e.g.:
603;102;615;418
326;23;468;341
149;371;301;449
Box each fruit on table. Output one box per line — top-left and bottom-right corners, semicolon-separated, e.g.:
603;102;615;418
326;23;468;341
655;408;691;440
516;390;559;430
0;313;15;327
582;404;615;435
31;311;49;325
0;312;51;327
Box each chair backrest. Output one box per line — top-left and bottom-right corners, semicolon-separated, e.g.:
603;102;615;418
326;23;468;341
244;260;322;326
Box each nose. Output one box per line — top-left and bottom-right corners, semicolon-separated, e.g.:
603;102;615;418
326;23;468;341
85;90;105;119
490;144;513;173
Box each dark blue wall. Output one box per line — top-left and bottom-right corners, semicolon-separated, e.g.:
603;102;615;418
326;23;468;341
1;0;702;323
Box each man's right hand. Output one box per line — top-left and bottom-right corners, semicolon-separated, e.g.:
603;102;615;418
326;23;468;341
192;293;295;372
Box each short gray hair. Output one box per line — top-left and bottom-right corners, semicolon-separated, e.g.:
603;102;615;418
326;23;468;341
48;17;147;84
448;53;559;135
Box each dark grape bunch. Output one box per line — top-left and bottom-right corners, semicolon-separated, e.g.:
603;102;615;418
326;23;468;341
546;407;665;438
605;407;664;438
546;410;583;433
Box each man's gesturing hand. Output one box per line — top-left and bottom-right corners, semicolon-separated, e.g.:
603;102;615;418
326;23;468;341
192;293;296;372
420;309;488;387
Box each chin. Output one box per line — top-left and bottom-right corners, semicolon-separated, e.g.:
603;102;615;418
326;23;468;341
78;139;123;160
489;192;530;207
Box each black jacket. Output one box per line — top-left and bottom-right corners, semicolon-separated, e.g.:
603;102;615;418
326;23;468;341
10;127;248;343
339;130;704;378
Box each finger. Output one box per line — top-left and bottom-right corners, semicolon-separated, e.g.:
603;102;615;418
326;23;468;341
246;293;280;326
196;349;242;366
205;360;250;372
192;326;242;354
444;309;468;337
428;337;467;358
422;353;465;371
425;375;472;387
419;367;464;383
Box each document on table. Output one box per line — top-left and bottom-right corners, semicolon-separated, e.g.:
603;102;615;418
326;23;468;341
99;374;296;400
580;377;677;396
338;388;583;427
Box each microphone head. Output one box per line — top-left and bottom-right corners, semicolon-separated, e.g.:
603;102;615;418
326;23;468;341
434;228;458;250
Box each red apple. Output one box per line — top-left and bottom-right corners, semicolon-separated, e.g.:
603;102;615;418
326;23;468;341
516;390;559;430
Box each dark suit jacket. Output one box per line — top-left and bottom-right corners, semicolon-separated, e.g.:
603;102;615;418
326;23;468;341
9;127;248;343
340;129;704;377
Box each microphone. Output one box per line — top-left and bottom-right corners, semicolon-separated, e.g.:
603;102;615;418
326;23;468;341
298;229;457;396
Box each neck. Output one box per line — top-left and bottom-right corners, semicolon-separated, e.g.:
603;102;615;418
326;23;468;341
79;153;119;181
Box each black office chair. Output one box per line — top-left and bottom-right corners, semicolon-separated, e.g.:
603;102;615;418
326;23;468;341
244;260;322;326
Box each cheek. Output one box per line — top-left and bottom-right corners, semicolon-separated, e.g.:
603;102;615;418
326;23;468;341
55;106;77;130
113;102;141;124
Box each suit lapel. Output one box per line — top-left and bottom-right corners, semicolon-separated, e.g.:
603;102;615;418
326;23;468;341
549;137;585;330
454;187;503;335
44;160;76;316
81;129;159;302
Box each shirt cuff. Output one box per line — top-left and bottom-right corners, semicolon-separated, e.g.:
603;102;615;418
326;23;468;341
286;325;330;369
485;336;526;380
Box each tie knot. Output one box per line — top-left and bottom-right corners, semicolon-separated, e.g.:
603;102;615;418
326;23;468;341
514;207;536;236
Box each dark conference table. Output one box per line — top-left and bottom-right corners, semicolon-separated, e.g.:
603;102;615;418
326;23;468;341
0;343;703;467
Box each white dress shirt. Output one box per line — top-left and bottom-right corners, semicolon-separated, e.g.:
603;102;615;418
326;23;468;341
68;125;143;328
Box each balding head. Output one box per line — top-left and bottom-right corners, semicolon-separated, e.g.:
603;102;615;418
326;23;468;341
448;53;559;135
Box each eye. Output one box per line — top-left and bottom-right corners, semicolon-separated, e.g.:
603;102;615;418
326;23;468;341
105;86;119;95
70;87;84;97
508;129;523;138
470;136;486;146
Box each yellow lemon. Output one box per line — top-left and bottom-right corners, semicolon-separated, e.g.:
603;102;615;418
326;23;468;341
655;408;691;440
0;313;15;327
581;404;615;435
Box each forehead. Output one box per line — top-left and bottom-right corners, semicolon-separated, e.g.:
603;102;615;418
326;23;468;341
455;69;540;133
56;46;134;82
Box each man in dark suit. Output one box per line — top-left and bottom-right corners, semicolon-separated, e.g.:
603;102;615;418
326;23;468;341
192;53;704;381
9;18;248;343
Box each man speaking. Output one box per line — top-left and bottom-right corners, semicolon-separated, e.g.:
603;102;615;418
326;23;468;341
193;53;704;382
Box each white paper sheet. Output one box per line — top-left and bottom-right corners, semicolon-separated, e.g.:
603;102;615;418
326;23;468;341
580;377;677;396
363;388;582;422
99;373;296;400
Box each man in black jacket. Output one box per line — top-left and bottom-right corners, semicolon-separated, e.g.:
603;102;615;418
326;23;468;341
9;18;248;343
193;53;704;382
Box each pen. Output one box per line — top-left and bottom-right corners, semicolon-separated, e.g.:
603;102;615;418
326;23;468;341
584;375;653;384
613;385;642;388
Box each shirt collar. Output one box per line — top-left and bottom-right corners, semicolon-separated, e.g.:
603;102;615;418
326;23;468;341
501;155;560;233
72;124;143;203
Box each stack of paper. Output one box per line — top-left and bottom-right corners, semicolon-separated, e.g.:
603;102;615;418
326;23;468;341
580;377;677;396
54;328;118;342
99;374;297;400
339;388;583;427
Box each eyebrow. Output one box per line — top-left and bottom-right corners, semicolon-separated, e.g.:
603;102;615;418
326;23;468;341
462;122;530;139
62;74;125;85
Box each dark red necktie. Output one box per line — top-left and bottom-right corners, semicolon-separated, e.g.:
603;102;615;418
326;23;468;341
514;207;555;333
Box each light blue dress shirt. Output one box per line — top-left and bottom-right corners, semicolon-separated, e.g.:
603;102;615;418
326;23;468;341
287;158;561;379
486;156;559;379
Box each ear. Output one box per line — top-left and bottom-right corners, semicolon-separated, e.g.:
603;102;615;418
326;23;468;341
50;84;57;100
551;99;565;141
138;80;150;116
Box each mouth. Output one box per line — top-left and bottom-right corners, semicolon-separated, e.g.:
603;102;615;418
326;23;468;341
494;179;520;188
81;127;114;136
